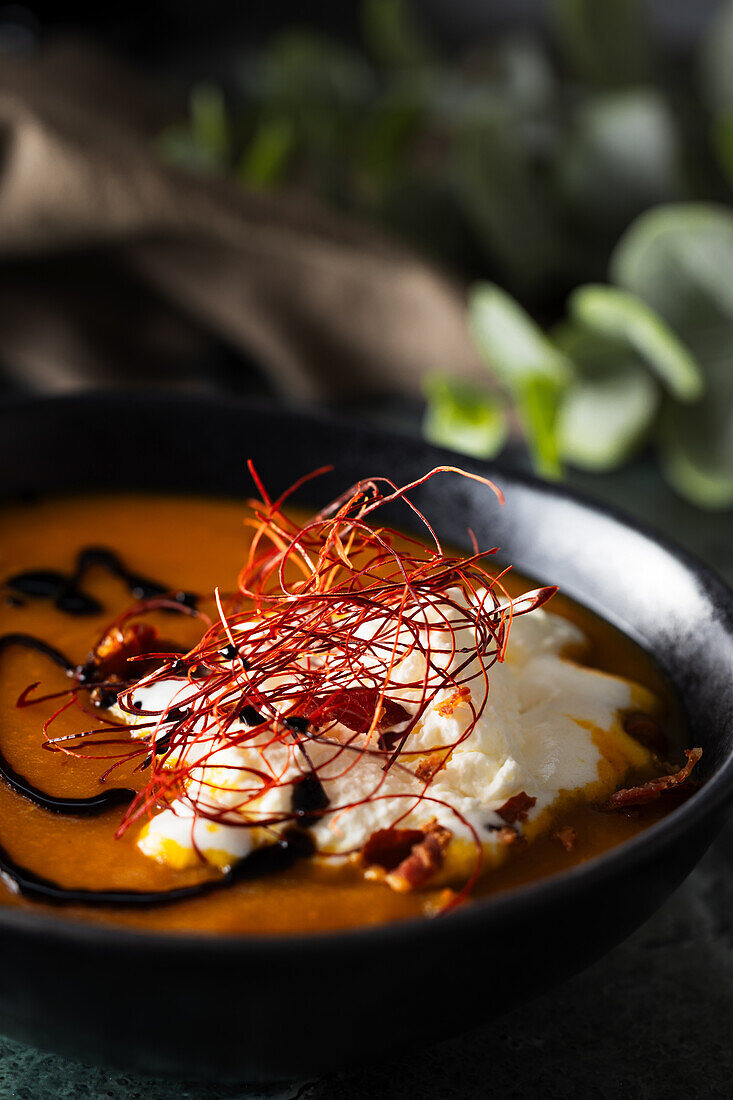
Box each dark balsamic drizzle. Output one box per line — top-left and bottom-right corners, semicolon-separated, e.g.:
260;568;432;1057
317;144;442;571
4;546;197;616
89;687;119;710
238;704;264;726
167;706;189;723
220;646;250;672
284;715;309;733
0;632;313;908
0;634;136;814
0;833;304;909
291;774;330;822
0;631;74;674
5;569;98;614
0;751;135;816
141;730;174;769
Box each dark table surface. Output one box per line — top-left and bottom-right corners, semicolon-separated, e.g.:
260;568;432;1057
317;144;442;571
1;454;731;1100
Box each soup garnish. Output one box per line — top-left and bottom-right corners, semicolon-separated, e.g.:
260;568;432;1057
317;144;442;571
0;468;700;931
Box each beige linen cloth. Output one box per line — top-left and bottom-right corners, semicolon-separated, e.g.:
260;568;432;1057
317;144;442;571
0;42;485;400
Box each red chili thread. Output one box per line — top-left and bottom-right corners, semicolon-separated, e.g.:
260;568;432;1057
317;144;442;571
27;466;556;905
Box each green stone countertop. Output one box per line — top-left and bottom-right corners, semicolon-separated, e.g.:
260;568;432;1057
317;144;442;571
2;460;732;1100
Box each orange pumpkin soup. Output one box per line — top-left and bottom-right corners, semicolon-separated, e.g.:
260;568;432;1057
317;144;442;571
0;477;696;935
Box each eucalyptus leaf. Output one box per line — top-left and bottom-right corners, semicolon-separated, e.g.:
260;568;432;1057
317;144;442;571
611;206;733;391
468;283;571;477
255;31;374;110
550;319;631;375
157;84;230;173
239;116;294;188
352;88;421;198
660;399;733;509
610;204;733;335
469;283;573;386
249;32;375;198
190;84;230;166
662;447;733;509
515;376;564;479
558;90;683;231
422;375;507;459
612;204;733;507
557;366;658;471
568;284;703;401
656;318;733;509
550;0;650;87
486;35;554;113
711;110;733;190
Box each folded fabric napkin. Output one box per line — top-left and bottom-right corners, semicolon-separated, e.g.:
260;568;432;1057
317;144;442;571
0;41;485;399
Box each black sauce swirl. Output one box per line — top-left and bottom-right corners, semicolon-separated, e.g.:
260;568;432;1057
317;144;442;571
0;833;305;908
4;546;197;616
292;773;330;820
0;632;313;908
0;750;136;816
0;634;136;814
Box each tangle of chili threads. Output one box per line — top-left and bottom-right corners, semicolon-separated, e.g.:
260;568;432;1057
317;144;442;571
31;466;556;911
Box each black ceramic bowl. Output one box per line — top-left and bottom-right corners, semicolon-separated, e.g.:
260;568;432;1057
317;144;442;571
0;393;731;1082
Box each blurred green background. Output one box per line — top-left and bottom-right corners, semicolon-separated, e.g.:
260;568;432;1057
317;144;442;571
155;0;733;521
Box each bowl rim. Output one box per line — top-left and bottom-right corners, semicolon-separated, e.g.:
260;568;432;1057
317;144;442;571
0;389;732;957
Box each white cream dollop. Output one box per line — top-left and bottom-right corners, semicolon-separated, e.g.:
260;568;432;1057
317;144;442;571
121;597;654;881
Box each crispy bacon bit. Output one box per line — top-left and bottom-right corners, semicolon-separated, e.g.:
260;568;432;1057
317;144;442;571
497;791;536;825
414;753;446;783
494;826;521;845
623;712;668;755
435;686;471;718
553;825;577;852
360;827;425;872
385;821;453;893
96;624;156;663
604;748;703;810
310;688;410;736
76;623;160;684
